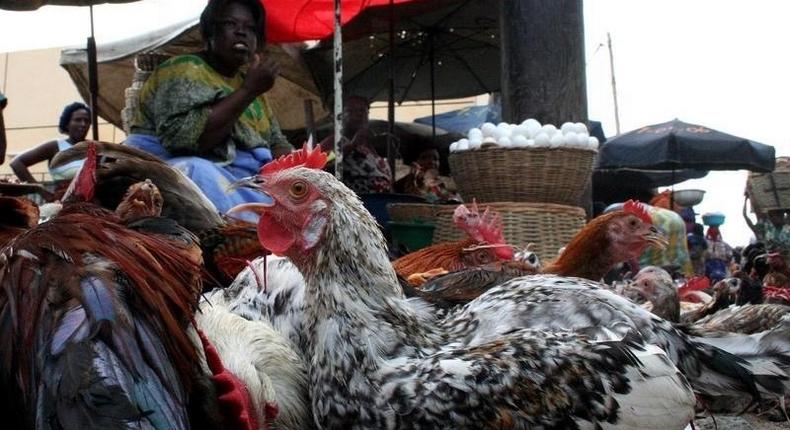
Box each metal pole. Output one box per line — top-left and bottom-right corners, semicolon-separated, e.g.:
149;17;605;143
387;0;396;182
429;30;436;143
88;5;99;140
607;32;620;135
333;0;343;181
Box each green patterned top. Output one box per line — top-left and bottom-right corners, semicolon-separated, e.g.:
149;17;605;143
131;54;292;163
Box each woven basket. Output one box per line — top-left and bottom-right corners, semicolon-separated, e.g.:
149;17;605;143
448;146;596;205
387;203;448;224
747;157;790;215
432;202;587;261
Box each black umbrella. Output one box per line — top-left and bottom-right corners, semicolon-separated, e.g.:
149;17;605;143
596;119;776;173
304;0;499;117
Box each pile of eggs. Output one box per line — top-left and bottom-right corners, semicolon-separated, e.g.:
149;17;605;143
449;119;600;152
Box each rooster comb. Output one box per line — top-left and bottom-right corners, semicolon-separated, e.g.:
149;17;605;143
453;201;513;260
260;142;328;176
623;200;652;225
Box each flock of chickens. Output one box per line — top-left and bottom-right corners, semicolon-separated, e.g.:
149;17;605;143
0;142;788;429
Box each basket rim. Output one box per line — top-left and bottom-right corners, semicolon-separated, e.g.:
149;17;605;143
448;146;598;156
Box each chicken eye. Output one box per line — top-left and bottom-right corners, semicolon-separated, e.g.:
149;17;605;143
289;181;309;199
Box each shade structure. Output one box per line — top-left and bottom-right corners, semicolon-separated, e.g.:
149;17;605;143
305;0;499;104
596;119;776;173
60;18;327;131
0;0;135;10
264;0;418;43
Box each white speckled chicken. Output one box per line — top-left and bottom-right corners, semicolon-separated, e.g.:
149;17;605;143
229;146;701;429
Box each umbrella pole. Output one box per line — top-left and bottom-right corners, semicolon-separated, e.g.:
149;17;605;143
670;167;675;209
429;30;436;144
88;5;99;141
333;0;343;181
387;0;396;182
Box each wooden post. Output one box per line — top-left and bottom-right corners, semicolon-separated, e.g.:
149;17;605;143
500;0;591;214
500;0;588;125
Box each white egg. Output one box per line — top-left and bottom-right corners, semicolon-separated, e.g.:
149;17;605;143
560;122;576;135
512;135;529;147
522;118;541;129
492;126;510;140
588;136;599;150
450;141;459;152
541;124;559;137
549;134;564;148
564;131;578;147
458;138;470;147
468;128;483;140
525;139;536;147
534;132;550;147
498;136;513;148
512;124;529;137
575;132;589;147
574;122;588;134
457;140;470;151
482;136;497;145
480;122;497;137
497;122;512;130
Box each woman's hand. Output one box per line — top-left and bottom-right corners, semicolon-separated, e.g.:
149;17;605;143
242;53;280;96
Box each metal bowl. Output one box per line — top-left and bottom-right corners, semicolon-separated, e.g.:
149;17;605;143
672;189;705;207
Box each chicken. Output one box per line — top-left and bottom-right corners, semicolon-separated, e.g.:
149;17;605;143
51;141;266;287
229;146;705;429
392;201;667;308
620;266;680;322
392;202;515;283
690;304;789;335
541;200;668;281
0;195;38;247
0;144;225;428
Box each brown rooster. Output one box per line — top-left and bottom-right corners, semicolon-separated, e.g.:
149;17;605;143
542;200;667;281
392;202;515;283
398;200;667;307
0;195;38;248
51;141;266;287
0;143;230;429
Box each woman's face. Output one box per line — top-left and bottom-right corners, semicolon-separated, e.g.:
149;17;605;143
210;2;259;71
67;109;91;142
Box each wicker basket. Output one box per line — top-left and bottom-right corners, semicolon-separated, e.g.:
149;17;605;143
747;157;790;215
448;146;596;205
432;202;587;261
387;203;448;224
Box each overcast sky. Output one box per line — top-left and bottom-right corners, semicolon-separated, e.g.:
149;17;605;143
1;0;788;246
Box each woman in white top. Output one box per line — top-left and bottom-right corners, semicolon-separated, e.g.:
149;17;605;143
11;102;90;184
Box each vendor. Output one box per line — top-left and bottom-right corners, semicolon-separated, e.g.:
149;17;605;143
126;0;293;214
319;95;393;195
394;147;460;203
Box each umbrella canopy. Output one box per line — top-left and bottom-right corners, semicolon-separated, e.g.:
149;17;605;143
304;0;499;104
0;0;134;10
596;119;776;173
60;18;327;131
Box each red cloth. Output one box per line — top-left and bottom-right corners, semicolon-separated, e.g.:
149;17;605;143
263;0;418;43
198;330;260;430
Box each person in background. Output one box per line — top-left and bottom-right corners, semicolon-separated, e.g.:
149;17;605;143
394;147;460;203
0;92;7;165
126;0;292;214
10;102;90;185
319;95;392;195
704;224;733;283
687;223;707;276
743;195;790;252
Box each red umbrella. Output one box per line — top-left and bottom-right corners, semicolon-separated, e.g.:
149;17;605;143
265;0;417;43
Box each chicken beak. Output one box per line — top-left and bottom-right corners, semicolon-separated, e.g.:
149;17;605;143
228;175;265;191
645;226;669;250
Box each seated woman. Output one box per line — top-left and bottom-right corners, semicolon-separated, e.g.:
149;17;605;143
394;147;460;203
10;102;90;198
126;0;292;215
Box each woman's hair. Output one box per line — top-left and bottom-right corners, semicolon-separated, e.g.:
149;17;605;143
58;102;90;134
200;0;266;46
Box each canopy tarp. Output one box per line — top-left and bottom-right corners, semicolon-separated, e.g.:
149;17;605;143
60;18;326;131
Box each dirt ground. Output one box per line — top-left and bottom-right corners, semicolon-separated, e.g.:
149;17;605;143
691;413;790;430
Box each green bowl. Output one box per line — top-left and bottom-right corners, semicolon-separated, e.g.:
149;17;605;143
389;221;436;252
